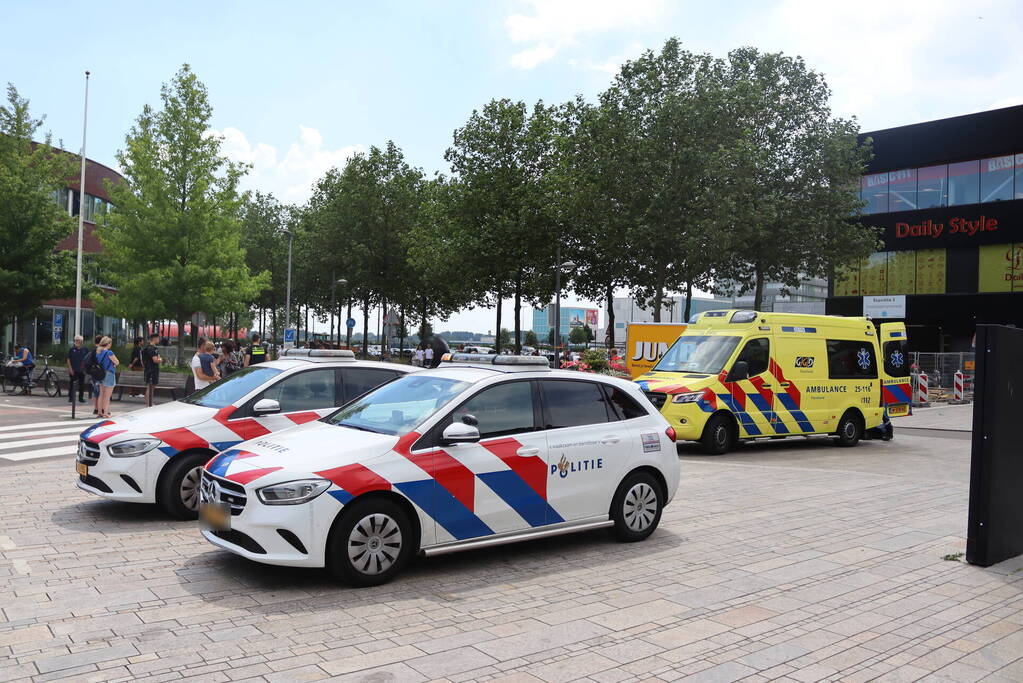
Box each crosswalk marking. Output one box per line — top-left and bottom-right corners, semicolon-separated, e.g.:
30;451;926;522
0;420;93;463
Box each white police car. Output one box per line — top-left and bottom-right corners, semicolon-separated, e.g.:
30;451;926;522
198;354;680;586
76;349;413;519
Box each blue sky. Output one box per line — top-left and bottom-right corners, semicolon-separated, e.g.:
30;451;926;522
3;0;1021;335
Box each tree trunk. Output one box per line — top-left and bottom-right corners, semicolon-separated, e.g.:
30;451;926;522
345;298;353;349
176;315;186;366
605;284;615;349
362;296;370;360
494;293;503;353
513;273;522;355
753;267;766;311
398;307;406;360
420;297;428;342
683;281;694;322
652;288;664;323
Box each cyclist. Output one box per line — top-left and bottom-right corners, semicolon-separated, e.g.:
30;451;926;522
13;344;35;395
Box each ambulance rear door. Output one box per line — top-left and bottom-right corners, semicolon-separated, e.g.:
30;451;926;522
878;322;911;417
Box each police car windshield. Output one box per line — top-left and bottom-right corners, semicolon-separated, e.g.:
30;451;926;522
180;367;282;409
327;375;469;436
654;335;742;374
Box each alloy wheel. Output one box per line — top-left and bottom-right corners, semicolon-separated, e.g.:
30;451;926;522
180;466;203;511
348;513;403;575
623;482;658;532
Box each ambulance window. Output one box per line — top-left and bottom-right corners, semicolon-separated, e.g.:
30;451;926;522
883;341;910;378
452;381;537;439
735;338;770;376
826;340;878;379
541;380;613;429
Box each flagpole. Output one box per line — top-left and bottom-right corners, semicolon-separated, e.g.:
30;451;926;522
74;70;90;341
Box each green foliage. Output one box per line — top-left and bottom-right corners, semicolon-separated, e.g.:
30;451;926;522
0;84;78;329
499;327;511;347
97;65;269;354
580;348;610;373
568;326;588;345
524;330;539;347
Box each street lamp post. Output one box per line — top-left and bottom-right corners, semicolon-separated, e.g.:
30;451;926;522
553;246;576;364
73;71;90;341
331;276;347;347
283;229;294;345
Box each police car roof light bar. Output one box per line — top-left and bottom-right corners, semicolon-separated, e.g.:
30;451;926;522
444;353;551;370
279;348;356;361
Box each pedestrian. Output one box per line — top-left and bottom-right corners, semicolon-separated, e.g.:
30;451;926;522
128;337;145;397
424;344;434;368
218;340;242;376
560;348;572;366
413;345;424;367
12;343;35;395
86;335;103;415
66;335;89;404
244;334;268;367
95;336;119;418
141;333;162;408
191;340;216;391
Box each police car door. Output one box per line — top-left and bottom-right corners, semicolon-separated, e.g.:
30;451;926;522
423;379;554;540
539;378;625;522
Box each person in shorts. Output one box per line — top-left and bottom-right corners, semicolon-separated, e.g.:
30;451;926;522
95;336;119;419
141;334;162;408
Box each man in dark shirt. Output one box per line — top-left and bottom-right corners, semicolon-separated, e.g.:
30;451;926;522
141;334;162;407
244;334;268;367
66;335;90;403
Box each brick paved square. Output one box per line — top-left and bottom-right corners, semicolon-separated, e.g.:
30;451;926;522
2;428;1021;682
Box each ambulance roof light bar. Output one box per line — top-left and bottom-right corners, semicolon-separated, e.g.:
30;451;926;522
441;353;551;371
278;348;356;362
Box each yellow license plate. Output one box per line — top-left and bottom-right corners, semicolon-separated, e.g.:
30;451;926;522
76;461;88;476
200;503;230;530
888;404;910;417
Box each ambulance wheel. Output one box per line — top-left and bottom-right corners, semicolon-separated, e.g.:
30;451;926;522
158;452;208;520
833;411;863;447
609;471;664;542
326;497;414;587
700;414;735;455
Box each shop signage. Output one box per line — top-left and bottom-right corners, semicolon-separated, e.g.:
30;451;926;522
863;295;906;319
870;201;1022;250
894;216;998;240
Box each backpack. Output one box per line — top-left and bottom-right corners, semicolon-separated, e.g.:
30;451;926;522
86;350;107;382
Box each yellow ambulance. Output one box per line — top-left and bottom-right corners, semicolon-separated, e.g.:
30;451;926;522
635;310;910;454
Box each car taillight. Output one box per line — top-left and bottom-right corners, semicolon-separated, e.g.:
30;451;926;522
665;426;676;442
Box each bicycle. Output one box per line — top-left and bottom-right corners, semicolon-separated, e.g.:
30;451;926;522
2;354;60;397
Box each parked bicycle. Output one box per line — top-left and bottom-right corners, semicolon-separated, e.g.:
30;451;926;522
2;354;60;397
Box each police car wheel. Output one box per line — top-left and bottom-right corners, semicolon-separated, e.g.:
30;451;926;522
326;497;414;587
834;411;863;447
700;414;734;455
610;472;664;542
158;453;208;520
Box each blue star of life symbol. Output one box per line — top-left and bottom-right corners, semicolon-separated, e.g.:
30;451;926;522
890;350;904;368
857;348;871;369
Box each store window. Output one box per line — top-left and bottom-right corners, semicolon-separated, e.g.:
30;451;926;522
887;168;916;211
861;173;888;214
916;164;947;209
948;160;979;206
1015;154;1023;200
980;156;1014;203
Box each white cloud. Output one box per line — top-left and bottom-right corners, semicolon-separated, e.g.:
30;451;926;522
738;0;1023;131
209;125;364;204
505;0;666;69
568;42;647;73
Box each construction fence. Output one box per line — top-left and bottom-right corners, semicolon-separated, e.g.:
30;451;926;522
909;352;975;405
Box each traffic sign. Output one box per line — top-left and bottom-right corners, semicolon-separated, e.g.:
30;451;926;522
54;312;64;327
346;318;356;329
284;328;296;343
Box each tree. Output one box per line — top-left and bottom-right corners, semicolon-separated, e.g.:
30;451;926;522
98;65;268;356
240;192;289;341
0;84;77;338
568;326;588;345
498;327;511;348
524;330;539;347
711;47;878;309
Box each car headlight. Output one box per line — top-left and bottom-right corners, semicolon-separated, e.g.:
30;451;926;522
257;479;331;505
671;391;705;404
107;438;162;457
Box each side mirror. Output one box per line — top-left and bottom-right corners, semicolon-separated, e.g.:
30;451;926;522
252;398;281;416
728;360;749;382
442;422;480;445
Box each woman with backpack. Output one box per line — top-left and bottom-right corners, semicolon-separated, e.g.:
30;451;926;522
94;336;119;418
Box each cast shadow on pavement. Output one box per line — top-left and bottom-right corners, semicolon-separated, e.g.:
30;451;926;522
172;526;685;615
51;498;177;534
